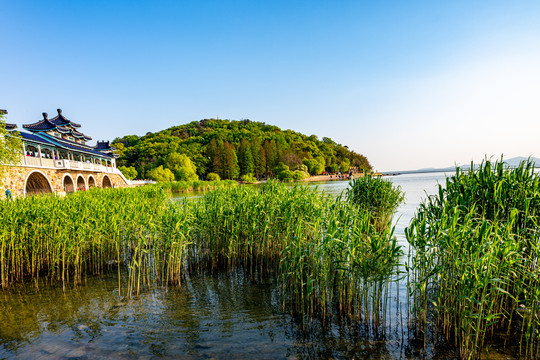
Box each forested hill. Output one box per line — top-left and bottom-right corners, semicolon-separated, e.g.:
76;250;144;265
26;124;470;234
112;119;372;181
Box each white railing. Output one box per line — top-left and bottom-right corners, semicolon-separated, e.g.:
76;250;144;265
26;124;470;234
20;156;116;173
42;158;55;168
25;156;41;166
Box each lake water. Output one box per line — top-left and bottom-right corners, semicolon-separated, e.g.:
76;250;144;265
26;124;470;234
0;173;515;359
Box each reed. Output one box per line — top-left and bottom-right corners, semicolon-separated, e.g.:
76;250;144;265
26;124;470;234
155;179;237;193
0;179;402;329
406;159;540;359
346;175;404;230
187;180;402;327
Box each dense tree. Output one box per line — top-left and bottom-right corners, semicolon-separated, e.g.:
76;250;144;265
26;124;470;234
238;139;254;176
164;152;198;181
113;118;372;180
147;166;175;182
118;166;138;180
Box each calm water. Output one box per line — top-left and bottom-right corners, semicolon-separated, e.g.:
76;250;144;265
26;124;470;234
1;173;514;359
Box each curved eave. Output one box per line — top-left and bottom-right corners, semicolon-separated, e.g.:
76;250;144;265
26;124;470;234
37;133;114;158
22;124;57;131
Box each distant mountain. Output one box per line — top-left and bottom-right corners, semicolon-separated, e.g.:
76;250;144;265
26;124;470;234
384;157;540;176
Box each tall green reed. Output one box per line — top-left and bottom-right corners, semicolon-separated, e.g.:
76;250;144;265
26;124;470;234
407;159;540;359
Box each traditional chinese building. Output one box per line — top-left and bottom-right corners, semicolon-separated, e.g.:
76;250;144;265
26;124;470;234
2;109;130;197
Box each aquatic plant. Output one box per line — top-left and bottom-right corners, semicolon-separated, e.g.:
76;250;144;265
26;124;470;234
188;181;402;326
346;174;404;230
0;180;402;329
406;159;540;359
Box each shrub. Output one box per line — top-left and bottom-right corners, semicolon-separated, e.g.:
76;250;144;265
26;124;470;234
206;172;220;181
240;174;257;183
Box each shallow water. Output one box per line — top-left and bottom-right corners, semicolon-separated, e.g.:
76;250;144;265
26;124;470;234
0;173;518;359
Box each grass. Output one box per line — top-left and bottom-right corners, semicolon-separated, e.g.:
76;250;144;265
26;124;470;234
406;159;540;359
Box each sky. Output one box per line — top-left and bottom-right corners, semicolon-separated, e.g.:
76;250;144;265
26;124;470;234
1;0;539;171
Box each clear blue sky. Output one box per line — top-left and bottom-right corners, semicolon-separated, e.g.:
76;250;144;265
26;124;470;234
2;0;539;171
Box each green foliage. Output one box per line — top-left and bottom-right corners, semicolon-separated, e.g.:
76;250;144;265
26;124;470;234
340;158;350;172
240;174;257;183
346;175;404;230
328;163;340;173
164;152;198;181
274;162;293;180
206;172;220;181
147;165;175;182
0;113;22;182
303;158;325;175
113;119;372;180
407;159;540;358
292;170;307;180
118;166;138;180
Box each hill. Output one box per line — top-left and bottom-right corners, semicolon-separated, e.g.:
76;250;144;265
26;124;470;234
112;119;371;181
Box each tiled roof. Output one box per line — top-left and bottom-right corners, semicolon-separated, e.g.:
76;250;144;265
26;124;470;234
57;126;71;134
49;109;81;128
19;131;113;158
23;113;57;131
5;123;17;131
38;133;111;157
19;131;56;146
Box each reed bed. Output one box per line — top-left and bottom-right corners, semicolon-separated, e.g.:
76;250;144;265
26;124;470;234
187;180;402;327
0;187;192;297
406;159;540;359
155;179;238;193
0;178;403;329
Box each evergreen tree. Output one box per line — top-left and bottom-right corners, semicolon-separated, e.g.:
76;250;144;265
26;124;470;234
238;139;254;176
222;141;239;179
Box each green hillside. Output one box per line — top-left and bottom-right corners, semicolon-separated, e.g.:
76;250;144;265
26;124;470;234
113;119;371;181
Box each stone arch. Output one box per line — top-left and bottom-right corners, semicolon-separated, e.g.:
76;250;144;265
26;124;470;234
76;174;86;191
25;170;53;196
62;174;75;193
102;175;112;188
88;175;96;188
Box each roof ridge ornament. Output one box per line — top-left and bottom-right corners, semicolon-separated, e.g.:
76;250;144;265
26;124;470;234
42;112;48;120
57;109;62;115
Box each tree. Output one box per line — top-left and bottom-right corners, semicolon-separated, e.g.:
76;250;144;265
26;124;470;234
147;166;175;182
164;152;198;181
328;163;340;173
118;166;138;180
238;139;254;175
206;172;220;181
113;118;373;177
222;141;239;179
274;162;293;180
0;112;22;183
340;158;351;173
303;158;324;175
